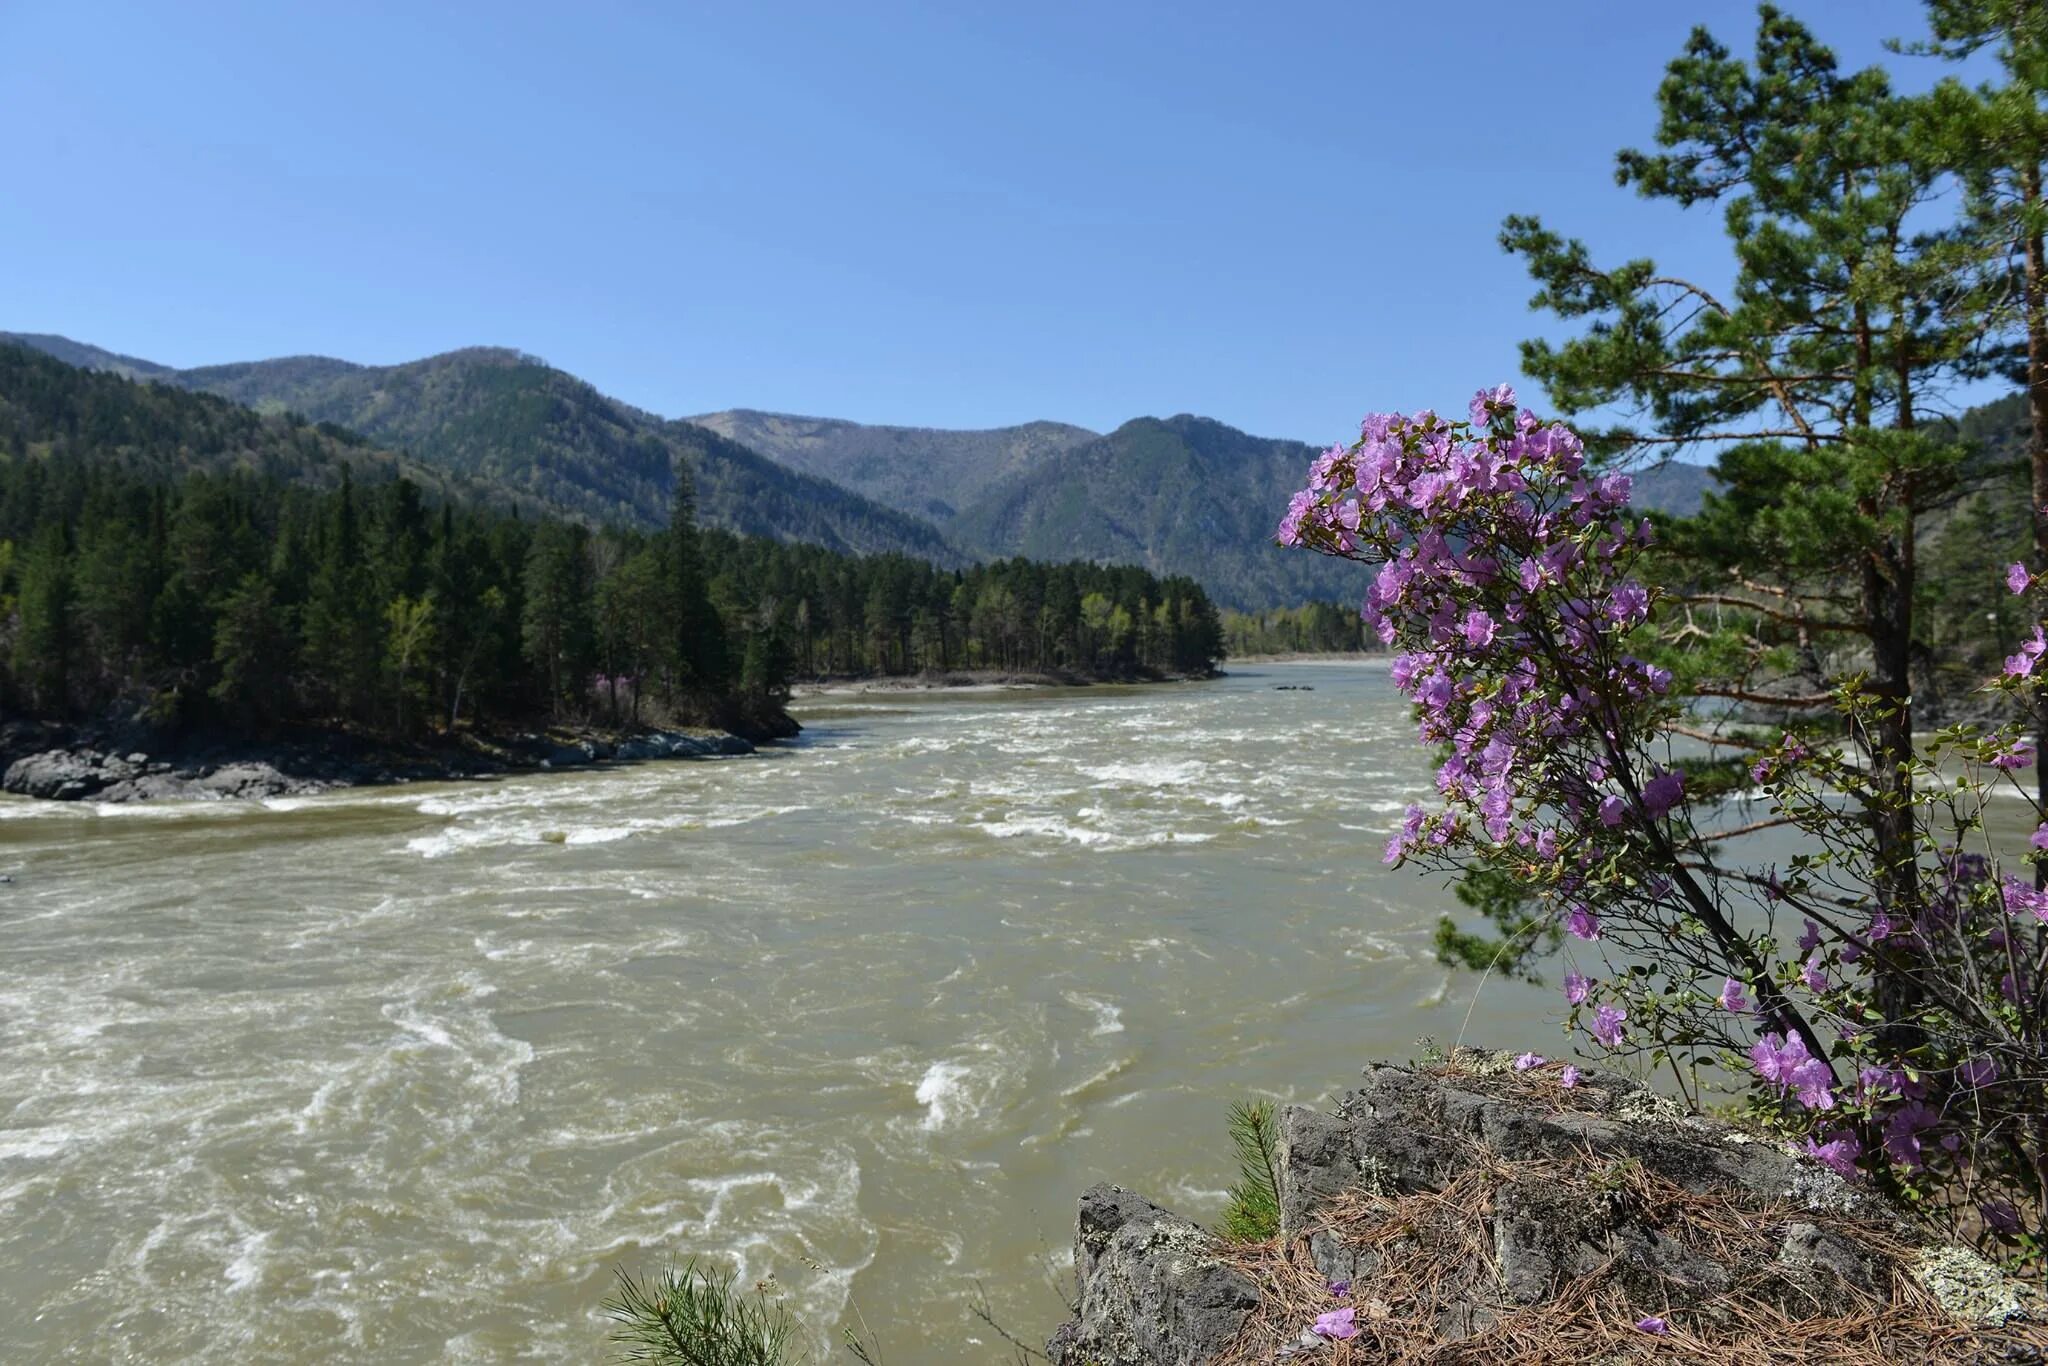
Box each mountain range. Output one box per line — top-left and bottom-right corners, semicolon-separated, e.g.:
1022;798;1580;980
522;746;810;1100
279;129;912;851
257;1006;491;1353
0;333;959;567
4;331;1719;610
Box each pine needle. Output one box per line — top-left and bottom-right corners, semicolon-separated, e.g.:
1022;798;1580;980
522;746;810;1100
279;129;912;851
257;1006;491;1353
1221;1099;1284;1242
602;1258;807;1366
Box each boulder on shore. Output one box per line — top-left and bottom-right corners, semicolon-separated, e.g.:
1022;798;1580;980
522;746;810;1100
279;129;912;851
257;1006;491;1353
1048;1049;2046;1365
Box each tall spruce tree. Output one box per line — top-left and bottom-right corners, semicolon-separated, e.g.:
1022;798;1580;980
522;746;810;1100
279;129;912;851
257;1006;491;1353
11;520;73;713
520;521;593;717
301;466;378;718
666;460;729;701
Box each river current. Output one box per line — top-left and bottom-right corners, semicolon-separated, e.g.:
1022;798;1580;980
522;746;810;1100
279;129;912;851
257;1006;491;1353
0;661;1557;1361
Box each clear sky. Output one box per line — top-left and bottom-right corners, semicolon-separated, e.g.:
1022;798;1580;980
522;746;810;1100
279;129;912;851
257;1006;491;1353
0;0;1988;443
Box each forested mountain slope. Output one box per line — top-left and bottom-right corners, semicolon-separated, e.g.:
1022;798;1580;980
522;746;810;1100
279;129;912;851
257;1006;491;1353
0;332;1803;610
706;407;1718;611
0;342;490;505
0;335;965;563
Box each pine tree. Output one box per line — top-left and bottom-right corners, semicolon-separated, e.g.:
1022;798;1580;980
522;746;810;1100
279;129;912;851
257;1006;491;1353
521;522;593;717
666;460;730;701
12;520;73;713
211;573;294;721
594;547;664;724
1909;0;2048;851
301;467;378;718
1503;6;1997;923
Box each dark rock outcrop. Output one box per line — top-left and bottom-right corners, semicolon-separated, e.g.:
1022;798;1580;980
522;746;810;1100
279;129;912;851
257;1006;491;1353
1049;1050;2046;1365
0;720;766;805
1046;1186;1260;1366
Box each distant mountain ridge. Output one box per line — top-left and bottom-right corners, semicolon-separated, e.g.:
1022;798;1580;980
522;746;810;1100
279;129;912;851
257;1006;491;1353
0;334;964;565
704;407;1720;609
2;330;1733;610
690;409;1098;522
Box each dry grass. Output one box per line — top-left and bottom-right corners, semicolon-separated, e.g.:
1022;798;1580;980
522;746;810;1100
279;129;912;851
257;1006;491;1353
1214;1138;2048;1366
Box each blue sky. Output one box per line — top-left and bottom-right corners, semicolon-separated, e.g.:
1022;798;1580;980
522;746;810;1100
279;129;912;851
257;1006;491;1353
0;0;1991;443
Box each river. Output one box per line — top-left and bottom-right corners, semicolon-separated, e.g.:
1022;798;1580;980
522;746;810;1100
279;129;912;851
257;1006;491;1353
0;661;1557;1362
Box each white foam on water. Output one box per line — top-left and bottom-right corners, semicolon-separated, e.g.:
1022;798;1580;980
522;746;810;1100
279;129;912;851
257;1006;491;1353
223;1229;270;1291
1064;992;1124;1036
1057;1054;1134;1104
0;1125;83;1163
969;813;1216;851
1163;1178;1231;1209
914;1061;976;1130
1081;759;1206;788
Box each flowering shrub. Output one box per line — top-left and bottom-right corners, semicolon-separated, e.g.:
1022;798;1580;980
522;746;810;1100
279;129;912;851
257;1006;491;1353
1281;387;2048;1263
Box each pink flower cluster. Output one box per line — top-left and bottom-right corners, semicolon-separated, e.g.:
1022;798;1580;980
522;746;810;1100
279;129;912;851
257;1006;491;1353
1749;1031;1835;1110
1281;391;1673;875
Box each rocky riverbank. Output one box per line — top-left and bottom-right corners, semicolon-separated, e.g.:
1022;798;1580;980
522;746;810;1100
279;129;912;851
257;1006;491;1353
1049;1049;2046;1364
0;714;791;804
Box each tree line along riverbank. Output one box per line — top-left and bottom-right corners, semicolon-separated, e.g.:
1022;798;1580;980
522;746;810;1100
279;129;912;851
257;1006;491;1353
0;342;1230;800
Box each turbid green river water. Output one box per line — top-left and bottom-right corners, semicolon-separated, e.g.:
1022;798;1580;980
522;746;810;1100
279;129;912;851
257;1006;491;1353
0;661;1567;1361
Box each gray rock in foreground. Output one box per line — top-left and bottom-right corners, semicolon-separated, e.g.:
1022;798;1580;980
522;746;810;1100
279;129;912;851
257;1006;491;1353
1049;1050;2046;1365
1046;1186;1260;1366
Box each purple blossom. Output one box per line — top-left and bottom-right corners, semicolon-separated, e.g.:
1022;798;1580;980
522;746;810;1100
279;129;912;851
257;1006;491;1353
1884;1102;1940;1170
1858;1064;1905;1103
1790;1057;1835;1111
1800;950;1829;995
1608;581;1650;625
1311;1307;1358;1340
1958;1055;1998;1090
1461;608;1497;650
2009;562;2032;595
1640;769;1685;817
1589;1003;1626;1048
2003;876;2048;922
1636;1317;1669;1336
1749;1032;1804;1086
1468;383;1516;425
1514;1052;1546;1071
1992;739;2035;771
2006;626;2047;678
1565;905;1600;941
1797;919;1821;955
1563;971;1591;1006
1716;977;1750;1013
1327;1280;1351;1299
1802;1130;1860;1178
2032;822;2048;852
1597;795;1626;827
1981;1200;2022;1235
1559;1065;1581;1088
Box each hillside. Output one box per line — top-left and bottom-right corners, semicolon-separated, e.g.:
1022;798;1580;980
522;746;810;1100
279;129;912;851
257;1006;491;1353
943;415;1349;610
703;408;1716;610
939;416;1713;611
689;408;1097;522
2;333;174;382
0;341;495;505
0;331;1770;610
0;335;965;564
